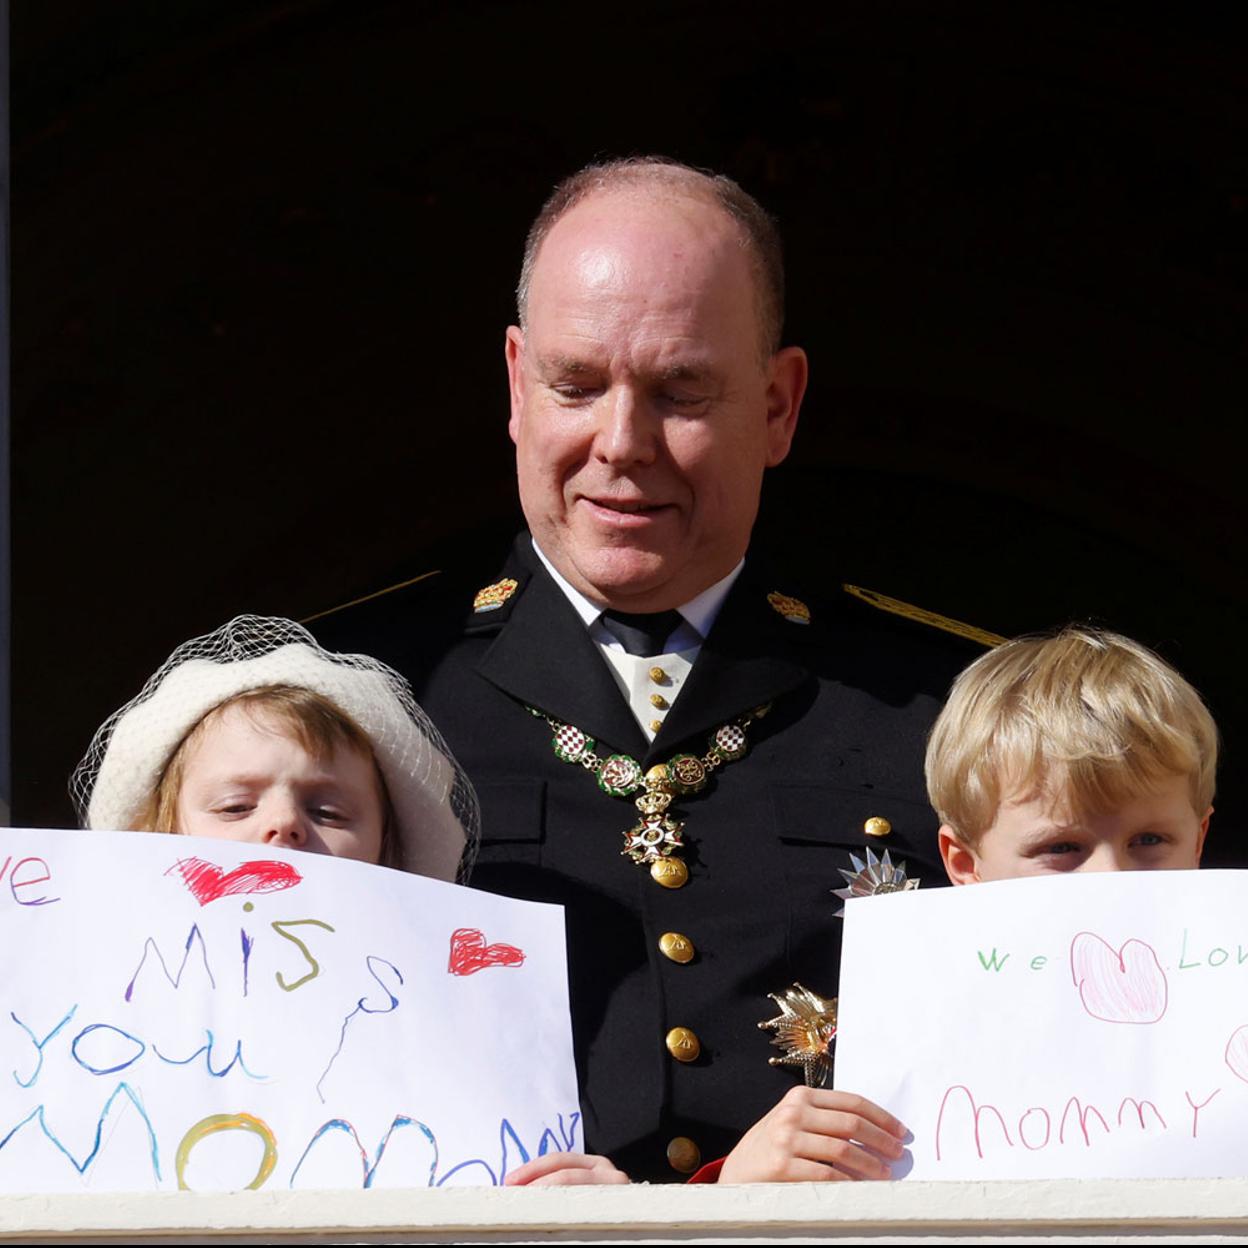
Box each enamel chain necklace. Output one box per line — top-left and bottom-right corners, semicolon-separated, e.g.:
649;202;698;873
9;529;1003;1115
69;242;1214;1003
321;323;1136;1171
528;704;769;888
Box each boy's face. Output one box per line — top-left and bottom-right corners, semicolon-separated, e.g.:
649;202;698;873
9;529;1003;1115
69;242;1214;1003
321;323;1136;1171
174;704;385;863
940;772;1211;884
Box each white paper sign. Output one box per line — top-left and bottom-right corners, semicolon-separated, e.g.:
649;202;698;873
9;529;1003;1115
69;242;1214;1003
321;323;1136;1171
834;870;1248;1180
0;827;580;1193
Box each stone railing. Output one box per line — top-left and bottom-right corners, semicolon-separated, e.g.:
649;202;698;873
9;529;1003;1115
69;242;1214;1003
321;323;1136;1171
4;1178;1248;1243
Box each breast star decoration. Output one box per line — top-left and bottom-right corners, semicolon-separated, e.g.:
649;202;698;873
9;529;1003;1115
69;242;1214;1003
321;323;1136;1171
758;983;839;1088
832;846;919;917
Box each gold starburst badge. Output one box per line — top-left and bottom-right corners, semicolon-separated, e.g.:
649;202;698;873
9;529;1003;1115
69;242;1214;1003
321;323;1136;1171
832;846;920;916
758;983;838;1088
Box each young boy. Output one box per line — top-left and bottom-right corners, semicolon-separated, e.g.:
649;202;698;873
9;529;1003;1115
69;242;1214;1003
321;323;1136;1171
711;625;1218;1184
927;625;1215;883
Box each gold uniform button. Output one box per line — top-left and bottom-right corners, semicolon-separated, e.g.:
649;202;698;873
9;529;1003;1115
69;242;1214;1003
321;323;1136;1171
650;718;664;733
659;932;695;963
666;1027;701;1062
649;666;667;683
864;816;892;838
650;693;669;709
666;1136;702;1174
651;858;689;889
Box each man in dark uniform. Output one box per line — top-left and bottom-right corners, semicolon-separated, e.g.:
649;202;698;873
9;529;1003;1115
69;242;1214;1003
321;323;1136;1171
313;157;995;1183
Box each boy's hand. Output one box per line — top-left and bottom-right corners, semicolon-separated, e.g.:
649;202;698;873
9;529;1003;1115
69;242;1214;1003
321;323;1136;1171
718;1086;907;1183
503;1152;630;1186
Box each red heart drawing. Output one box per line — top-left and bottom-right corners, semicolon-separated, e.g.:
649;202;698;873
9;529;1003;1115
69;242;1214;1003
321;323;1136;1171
1069;932;1168;1024
167;857;303;906
448;927;526;976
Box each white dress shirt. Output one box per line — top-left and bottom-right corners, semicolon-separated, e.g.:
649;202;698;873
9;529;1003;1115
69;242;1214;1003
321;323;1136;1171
532;542;744;742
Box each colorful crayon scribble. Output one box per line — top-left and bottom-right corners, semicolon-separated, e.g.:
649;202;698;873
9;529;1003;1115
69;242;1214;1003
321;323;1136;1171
175;1112;277;1190
290;1114;437;1189
153;1031;266;1080
10;1006;78;1089
315;957;402;1101
447;928;525;977
1069;932;1168;1024
1225;1025;1248;1084
272;919;335;992
0;1081;161;1180
166;858;303;907
125;924;216;1003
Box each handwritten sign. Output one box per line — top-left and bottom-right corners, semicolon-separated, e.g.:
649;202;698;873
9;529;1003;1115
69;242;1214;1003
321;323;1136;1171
0;827;579;1193
834;870;1248;1180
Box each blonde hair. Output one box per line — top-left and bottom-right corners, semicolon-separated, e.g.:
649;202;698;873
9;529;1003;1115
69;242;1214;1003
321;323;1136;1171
136;684;399;867
926;627;1218;845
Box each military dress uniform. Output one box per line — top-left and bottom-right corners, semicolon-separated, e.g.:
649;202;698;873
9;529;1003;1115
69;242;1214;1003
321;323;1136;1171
312;534;996;1182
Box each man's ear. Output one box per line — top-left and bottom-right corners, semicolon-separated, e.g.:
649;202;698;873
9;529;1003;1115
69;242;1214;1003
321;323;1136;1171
764;345;808;468
939;825;980;886
505;326;526;445
1196;805;1213;865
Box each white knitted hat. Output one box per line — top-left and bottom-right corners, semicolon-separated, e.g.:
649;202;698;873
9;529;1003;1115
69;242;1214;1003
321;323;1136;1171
70;616;479;883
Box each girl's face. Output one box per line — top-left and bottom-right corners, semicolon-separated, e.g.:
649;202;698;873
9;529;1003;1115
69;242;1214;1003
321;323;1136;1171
173;703;384;863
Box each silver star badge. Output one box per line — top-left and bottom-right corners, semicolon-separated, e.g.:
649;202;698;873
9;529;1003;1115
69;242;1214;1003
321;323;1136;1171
832;846;919;916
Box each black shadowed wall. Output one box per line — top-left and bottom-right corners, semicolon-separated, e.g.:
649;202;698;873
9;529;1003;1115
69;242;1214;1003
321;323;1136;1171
9;1;1247;862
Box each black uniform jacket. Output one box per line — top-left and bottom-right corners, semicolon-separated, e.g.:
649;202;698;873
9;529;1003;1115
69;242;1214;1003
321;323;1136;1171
313;534;987;1181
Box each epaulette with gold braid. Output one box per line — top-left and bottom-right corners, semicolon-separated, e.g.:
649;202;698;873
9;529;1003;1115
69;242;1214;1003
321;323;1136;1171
841;584;1005;648
300;569;442;625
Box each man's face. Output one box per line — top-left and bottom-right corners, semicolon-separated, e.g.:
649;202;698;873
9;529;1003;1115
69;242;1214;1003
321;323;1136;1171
505;190;807;611
940;772;1211;884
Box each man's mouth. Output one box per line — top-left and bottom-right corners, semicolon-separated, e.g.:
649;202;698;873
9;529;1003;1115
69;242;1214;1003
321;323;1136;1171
591;499;665;513
580;497;675;525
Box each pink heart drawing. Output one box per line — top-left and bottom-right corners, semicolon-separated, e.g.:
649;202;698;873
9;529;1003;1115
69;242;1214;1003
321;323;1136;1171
1225;1026;1248;1083
447;927;525;976
1069;932;1168;1024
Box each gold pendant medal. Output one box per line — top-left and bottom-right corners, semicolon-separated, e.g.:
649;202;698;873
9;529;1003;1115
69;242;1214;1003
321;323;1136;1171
531;705;768;886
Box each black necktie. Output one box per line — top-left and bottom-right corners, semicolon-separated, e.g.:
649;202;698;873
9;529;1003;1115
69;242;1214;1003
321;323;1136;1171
599;609;684;657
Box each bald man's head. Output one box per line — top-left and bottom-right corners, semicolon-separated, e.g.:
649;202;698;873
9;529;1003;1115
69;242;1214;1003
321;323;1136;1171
516;156;786;364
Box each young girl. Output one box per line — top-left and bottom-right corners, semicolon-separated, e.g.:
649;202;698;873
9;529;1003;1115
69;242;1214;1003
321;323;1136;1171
69;614;627;1186
70;614;478;882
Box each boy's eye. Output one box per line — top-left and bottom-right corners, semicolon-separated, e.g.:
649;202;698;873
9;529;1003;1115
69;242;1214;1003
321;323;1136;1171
1039;841;1081;856
1132;832;1166;847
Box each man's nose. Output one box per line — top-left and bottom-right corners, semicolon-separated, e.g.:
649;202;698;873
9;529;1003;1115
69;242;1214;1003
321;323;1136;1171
594;387;658;466
262;800;308;847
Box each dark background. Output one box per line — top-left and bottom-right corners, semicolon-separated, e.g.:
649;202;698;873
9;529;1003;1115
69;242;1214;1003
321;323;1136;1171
8;1;1247;861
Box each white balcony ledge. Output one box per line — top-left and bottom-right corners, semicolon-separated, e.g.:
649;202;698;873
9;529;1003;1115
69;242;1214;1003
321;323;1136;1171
4;1178;1248;1244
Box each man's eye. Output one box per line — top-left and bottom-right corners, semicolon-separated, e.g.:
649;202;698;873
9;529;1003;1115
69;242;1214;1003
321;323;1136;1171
661;392;707;408
552;384;595;402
